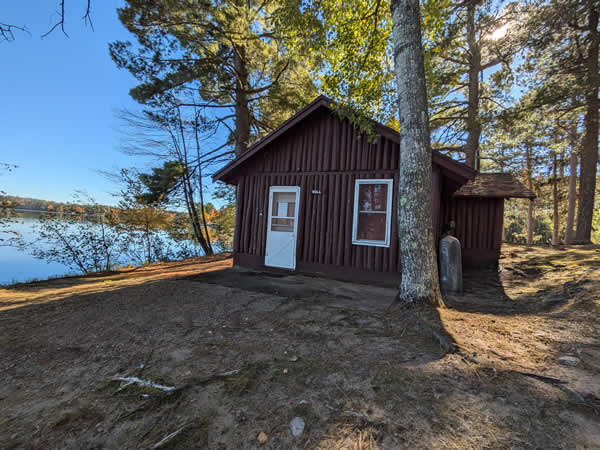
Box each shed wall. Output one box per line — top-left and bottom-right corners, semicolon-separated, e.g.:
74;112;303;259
232;109;406;284
239;109;400;174
231;107;501;281
234;171;403;284
441;195;504;267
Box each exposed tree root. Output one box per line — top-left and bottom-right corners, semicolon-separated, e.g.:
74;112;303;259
516;371;566;385
455;359;594;411
387;302;458;357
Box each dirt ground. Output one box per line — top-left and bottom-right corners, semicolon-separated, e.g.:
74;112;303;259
1;245;599;449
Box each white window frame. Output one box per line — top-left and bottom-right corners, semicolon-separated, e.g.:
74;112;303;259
352;178;393;247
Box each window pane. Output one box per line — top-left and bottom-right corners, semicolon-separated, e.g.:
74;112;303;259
358;183;388;212
271;218;294;232
357;212;386;241
286;202;295;217
272;192;296;218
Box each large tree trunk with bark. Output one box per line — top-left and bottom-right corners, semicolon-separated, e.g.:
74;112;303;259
575;1;599;243
565;126;578;244
391;0;444;307
464;1;481;169
526;145;534;245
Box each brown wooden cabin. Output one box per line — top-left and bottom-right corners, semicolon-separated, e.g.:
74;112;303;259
213;96;535;285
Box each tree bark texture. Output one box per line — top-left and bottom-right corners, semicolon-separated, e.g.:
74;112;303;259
526;145;534;245
566;126;578;244
391;0;444;307
552;151;559;246
464;1;481;170
575;0;599;243
234;45;250;156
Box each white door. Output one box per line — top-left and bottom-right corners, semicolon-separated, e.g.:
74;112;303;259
265;186;300;269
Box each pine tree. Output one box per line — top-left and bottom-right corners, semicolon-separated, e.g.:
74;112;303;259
110;0;319;156
524;0;599;243
427;0;525;169
391;0;443;306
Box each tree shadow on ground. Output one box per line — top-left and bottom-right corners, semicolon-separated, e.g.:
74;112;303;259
0;263;457;448
2;248;599;447
185;267;460;364
182;267;397;313
311;362;592;448
443;266;597;316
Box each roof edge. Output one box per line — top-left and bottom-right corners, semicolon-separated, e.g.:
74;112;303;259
212;95;332;183
213;95;477;183
453;173;536;199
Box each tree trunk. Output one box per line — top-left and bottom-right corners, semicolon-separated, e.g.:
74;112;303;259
197;170;213;253
464;1;481;170
552;151;559;246
194;113;214;254
176;106;213;256
234;45;250;156
575;1;599;243
565;126;578;244
391;0;444;307
182;176;213;256
526;145;534;245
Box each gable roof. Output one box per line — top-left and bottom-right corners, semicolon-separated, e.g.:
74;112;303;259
212;95;476;183
453;173;536;199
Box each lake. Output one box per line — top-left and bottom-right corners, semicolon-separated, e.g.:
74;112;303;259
0;211;203;285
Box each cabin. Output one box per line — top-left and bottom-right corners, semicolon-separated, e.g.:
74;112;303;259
213;96;535;285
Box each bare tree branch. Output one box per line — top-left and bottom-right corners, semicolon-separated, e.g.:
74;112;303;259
0;22;29;42
41;0;69;39
1;1;95;41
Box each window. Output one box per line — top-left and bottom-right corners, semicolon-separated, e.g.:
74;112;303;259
270;191;297;232
352;179;393;247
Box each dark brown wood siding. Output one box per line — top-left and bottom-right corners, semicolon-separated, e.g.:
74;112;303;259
238;109;400;174
234;173;402;283
441;188;504;267
232;109;404;283
231;107;499;281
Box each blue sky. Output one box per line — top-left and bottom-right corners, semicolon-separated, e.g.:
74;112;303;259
1;1;164;205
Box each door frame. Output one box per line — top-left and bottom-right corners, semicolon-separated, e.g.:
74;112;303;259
265;186;301;269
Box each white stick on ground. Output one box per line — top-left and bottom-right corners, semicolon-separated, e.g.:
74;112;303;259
113;376;175;392
151;425;189;449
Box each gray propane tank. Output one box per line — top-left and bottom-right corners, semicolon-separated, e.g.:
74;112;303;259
439;235;463;293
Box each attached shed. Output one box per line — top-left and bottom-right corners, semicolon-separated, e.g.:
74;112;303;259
213;96;534;284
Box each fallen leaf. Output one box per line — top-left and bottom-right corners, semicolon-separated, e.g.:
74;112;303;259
257;431;268;445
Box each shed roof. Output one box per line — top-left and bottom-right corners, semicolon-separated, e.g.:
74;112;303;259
453;173;536;199
212;95;476;183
